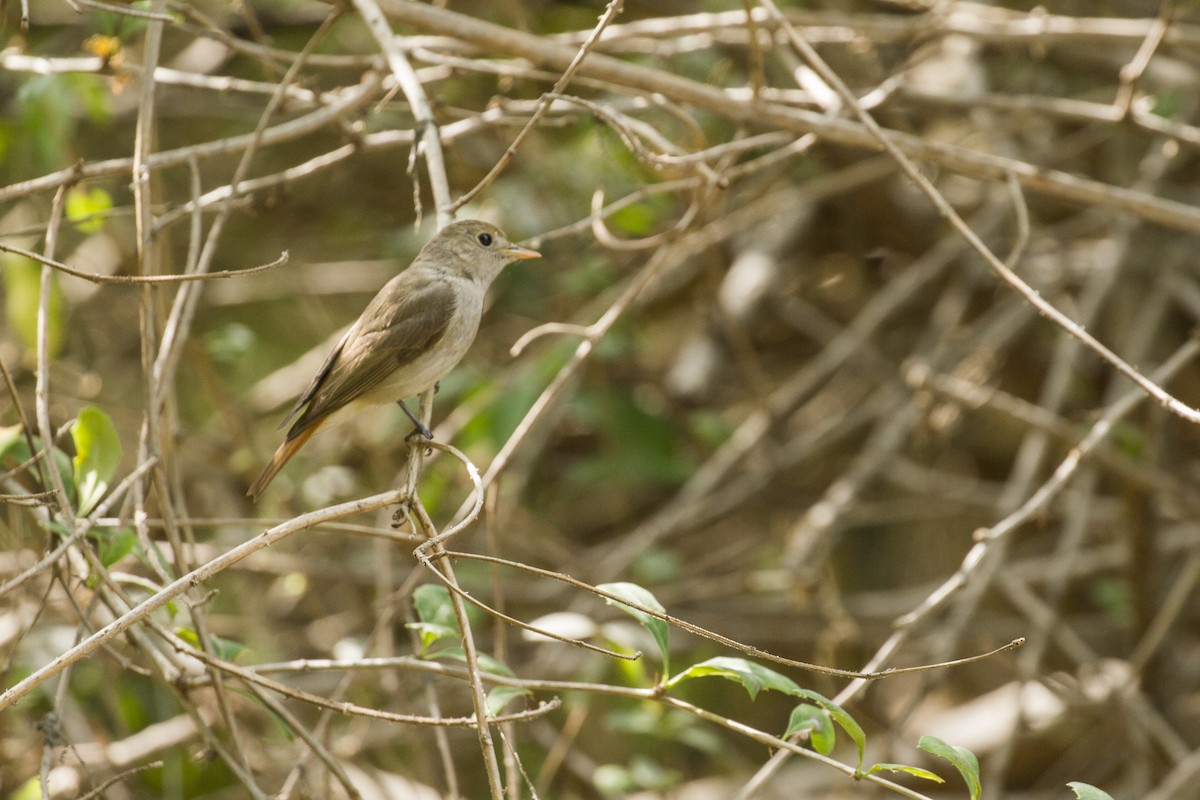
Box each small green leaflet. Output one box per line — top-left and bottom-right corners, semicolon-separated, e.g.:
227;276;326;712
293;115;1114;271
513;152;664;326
93;527;136;568
408;584;459;652
429;646;530;715
919;735;981;800
486;686;531;717
790;688;866;773
667;656;800;700
865;763;945;784
597;582;670;676
784;704;836;755
407;622;458;652
175;627;246;662
668;660;867;772
0;425;75;498
1066;783;1116;800
70;406;122;515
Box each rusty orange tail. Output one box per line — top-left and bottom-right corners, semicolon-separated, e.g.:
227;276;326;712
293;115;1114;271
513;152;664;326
247;421;322;501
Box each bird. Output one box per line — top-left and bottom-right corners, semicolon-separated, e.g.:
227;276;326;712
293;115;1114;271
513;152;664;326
247;219;541;500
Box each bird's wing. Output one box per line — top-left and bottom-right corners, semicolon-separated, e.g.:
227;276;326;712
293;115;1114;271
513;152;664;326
278;326;353;431
281;276;457;437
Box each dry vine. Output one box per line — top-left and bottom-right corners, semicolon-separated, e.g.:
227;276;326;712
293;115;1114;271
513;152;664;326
2;2;1199;799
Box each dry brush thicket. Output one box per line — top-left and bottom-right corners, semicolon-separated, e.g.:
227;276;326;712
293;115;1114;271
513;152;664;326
2;1;1200;799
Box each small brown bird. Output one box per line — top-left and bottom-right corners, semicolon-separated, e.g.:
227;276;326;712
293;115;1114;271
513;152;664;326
248;220;541;500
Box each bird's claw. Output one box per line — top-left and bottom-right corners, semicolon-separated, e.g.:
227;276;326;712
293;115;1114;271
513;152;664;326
405;424;433;443
391;501;410;527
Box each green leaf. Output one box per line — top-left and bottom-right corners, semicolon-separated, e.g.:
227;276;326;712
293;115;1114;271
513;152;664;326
70;406;122;515
486;685;531;717
0;425;27;461
3;253;66;360
597;582;670;676
785;704;835;755
174;628;246;662
405;622;458;652
413;584;455;622
66;186;112;233
0;425;75;498
866;763;945;783
94;527;136;568
791;688;866;773
208;634;246;662
666;656;800;700
1066;782;1116;800
175;627;199;648
919;735;981;800
409;584;490;654
412;584;459;642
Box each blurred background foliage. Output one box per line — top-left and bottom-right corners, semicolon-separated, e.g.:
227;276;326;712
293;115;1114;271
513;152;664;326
3;1;1200;799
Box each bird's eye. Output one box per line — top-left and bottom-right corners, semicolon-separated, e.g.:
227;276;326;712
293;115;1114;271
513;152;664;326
477;232;493;247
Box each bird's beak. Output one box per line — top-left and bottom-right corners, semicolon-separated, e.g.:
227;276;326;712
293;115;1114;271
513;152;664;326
503;244;542;261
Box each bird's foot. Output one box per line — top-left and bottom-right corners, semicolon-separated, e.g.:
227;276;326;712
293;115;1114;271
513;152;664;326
405;423;433;443
391;499;411;527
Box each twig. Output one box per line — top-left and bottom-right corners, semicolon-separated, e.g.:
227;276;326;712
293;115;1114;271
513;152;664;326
897;338;1200;628
1114;1;1172;117
663;695;939;800
0;489;408;712
0;243;289;284
34;186;73;518
418;555;641;661
380;0;1200;234
73;0;176;21
453;0;626;212
76;761;166;800
758;0;1200;428
402;446;503;796
352;0;452;226
438;550;1023;679
0;72;384;204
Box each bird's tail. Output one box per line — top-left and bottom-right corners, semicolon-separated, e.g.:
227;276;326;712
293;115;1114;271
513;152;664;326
247;422;321;501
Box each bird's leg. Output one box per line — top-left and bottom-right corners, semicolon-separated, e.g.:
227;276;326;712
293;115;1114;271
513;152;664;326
398;399;434;441
391;496;414;527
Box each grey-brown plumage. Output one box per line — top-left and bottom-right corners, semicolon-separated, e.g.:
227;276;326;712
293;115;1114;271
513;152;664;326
248;220;540;500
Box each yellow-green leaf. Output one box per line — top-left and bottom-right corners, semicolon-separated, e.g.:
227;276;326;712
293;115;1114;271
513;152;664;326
866;762;945;783
66;186;112;233
70;405;122;514
3;253;66;361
